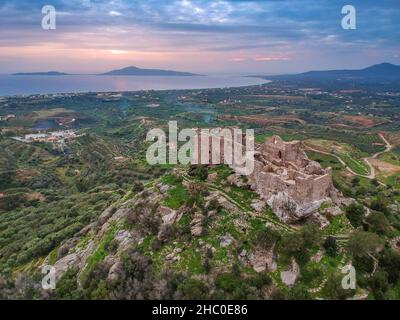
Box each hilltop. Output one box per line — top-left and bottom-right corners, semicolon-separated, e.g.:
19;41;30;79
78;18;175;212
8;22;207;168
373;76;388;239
256;63;400;82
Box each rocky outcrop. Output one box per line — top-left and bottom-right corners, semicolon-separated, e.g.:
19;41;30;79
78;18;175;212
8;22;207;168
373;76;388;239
98;205;117;225
220;234;234;247
158;206;182;225
280;258;300;287
190;213;204;237
249;248;277;273
46;205;137;281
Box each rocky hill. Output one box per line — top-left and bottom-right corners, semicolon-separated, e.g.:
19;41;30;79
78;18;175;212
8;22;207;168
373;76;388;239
2;136;399;300
33;152;356;300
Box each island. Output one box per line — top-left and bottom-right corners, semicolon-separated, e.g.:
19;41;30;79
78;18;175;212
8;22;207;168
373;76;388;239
99;66;200;76
13;71;69;76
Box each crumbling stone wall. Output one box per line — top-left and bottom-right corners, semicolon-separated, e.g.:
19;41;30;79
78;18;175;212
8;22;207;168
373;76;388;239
248;136;338;223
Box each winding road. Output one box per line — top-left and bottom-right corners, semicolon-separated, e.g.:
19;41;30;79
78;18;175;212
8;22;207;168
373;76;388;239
305;133;392;182
363;134;392;179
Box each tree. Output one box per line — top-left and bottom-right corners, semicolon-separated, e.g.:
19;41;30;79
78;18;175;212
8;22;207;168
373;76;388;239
301;223;323;248
177;279;209;300
323;273;353;300
323;236;338;257
278;232;308;265
351;177;360;186
371;179;380;187
370;196;389;214
55;268;84;300
189;165;208;181
379;249;400;284
254;226;281;250
279;232;304;257
347;231;384;258
368;271;389;300
132;181;144;193
345;203;366;227
287;284;312;300
216;273;243;293
365;212;391;235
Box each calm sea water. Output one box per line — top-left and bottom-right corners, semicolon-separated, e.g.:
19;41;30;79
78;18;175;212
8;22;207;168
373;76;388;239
0;75;268;97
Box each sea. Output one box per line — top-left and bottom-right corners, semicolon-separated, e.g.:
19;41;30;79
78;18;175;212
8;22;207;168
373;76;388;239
0;75;269;97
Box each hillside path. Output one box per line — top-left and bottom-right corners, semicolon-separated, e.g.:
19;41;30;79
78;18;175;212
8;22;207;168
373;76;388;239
305;133;392;183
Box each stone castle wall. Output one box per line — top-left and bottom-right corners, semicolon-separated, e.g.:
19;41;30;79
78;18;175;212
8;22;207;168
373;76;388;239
248;136;336;223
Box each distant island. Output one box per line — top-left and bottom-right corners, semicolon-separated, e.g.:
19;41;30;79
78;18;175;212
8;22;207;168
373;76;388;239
254;63;400;82
99;66;200;76
11;66;199;77
13;71;69;76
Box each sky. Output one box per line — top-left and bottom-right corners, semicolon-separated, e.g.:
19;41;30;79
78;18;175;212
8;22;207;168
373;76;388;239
0;0;399;74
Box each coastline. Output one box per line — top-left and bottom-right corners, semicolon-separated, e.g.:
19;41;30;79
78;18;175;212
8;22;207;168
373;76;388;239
0;75;270;98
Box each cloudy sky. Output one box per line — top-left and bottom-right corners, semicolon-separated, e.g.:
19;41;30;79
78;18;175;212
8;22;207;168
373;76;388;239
0;0;399;74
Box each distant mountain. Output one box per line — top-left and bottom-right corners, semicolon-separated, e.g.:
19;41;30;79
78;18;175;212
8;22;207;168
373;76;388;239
262;63;400;82
99;66;199;76
13;71;69;76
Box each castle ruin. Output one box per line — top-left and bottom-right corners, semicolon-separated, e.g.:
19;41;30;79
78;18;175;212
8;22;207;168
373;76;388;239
247;136;338;223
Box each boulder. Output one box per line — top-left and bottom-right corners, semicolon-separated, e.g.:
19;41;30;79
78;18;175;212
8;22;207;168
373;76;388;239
158;206;181;225
78;222;97;236
190;213;204;237
159;184;170;194
251;200;265;212
322;206;342;218
308;212;330;229
280;258;300;287
114;230;134;252
53;253;80;280
249;249;277;273
207;173;218;183
98;205;117;225
227;174;246;187
220;234;234;247
107;261;123;284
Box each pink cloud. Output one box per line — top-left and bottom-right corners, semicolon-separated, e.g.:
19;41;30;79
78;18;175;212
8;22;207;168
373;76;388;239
254;56;291;61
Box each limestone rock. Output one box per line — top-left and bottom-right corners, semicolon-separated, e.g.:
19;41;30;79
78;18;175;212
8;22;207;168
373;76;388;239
322;206;342;218
158;206;182;225
114;230;134;252
98;205;117;225
158;184;170;194
280;258;300;287
308;212;330;229
190;213;204;237
220;234;234;247
57;238;80;259
311;250;324;263
53;253;80;280
227;174;246;187
251;200;265;212
207;173;218;183
107;261;123;284
390;236;400;251
249;249;277;273
78;222;97;236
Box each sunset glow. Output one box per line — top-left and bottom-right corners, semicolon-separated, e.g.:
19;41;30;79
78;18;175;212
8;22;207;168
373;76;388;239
0;0;399;74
